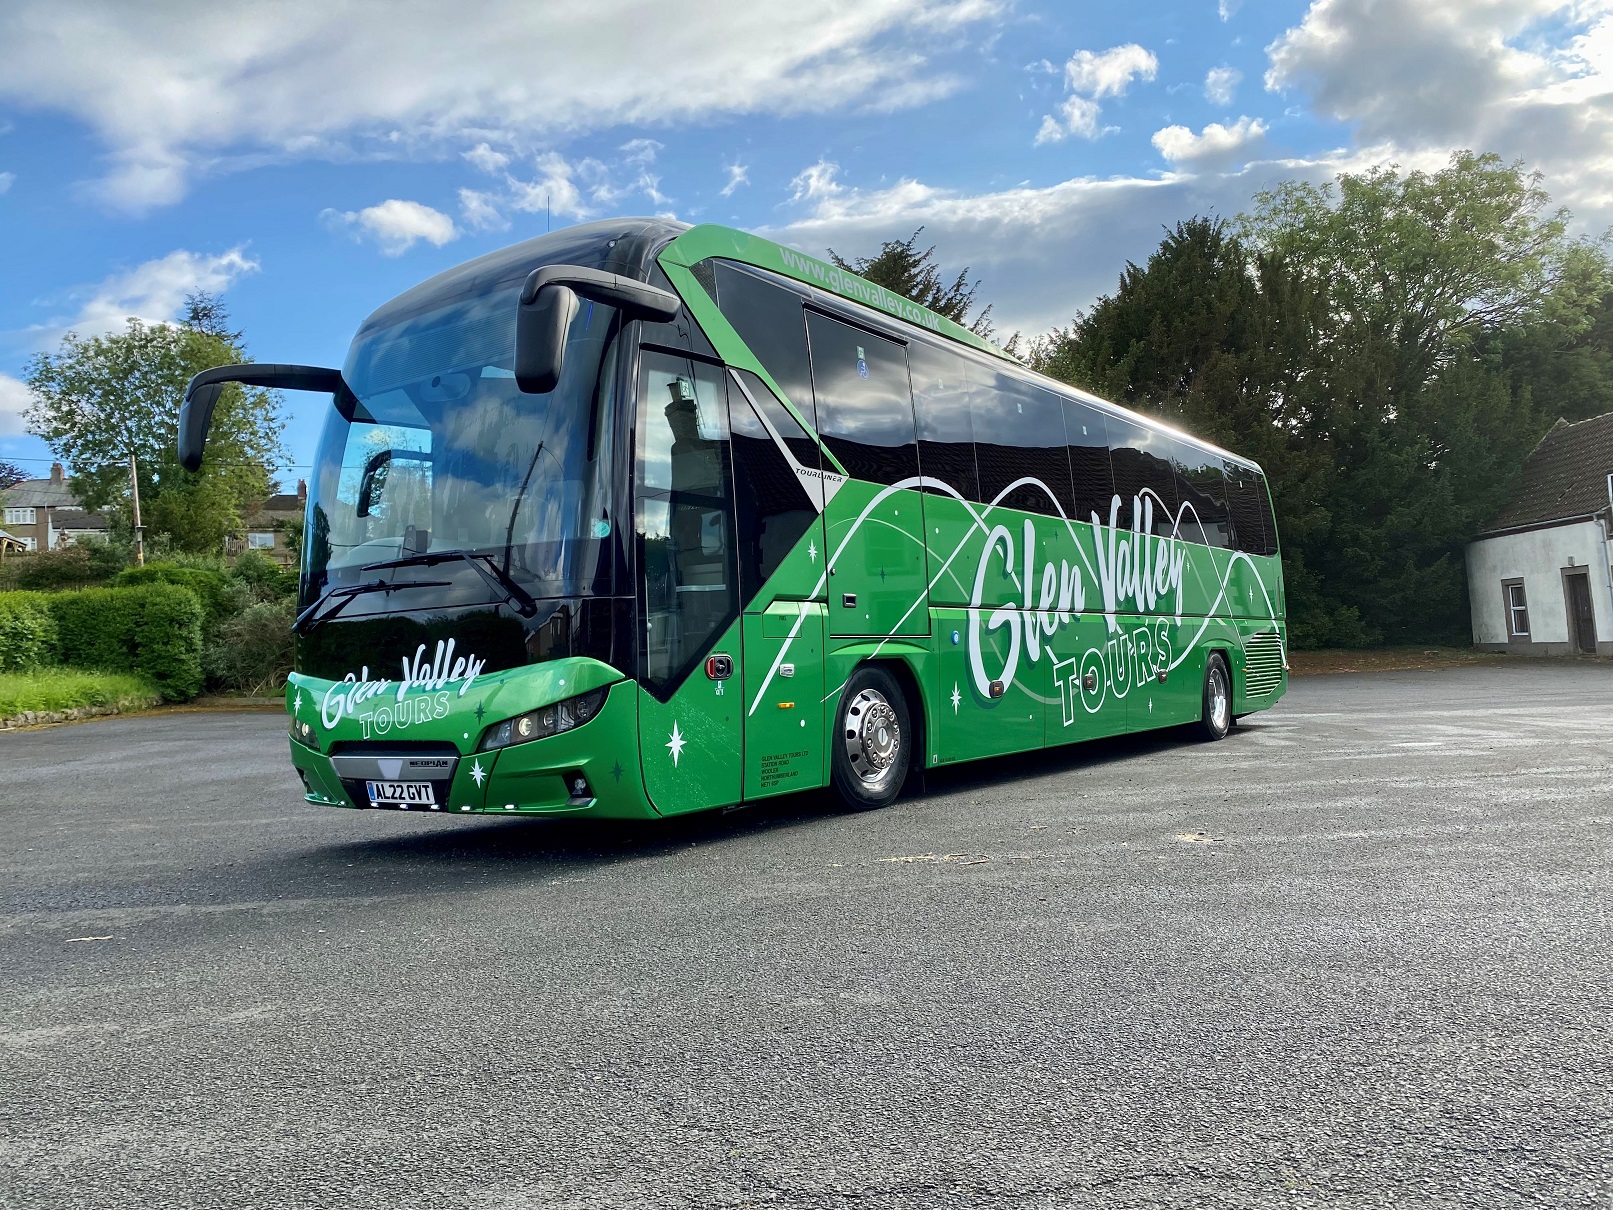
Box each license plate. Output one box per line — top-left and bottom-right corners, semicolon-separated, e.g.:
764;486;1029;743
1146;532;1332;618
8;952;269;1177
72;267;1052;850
367;780;436;807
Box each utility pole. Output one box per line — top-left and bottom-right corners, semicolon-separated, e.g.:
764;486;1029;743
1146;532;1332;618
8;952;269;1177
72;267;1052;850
129;452;145;567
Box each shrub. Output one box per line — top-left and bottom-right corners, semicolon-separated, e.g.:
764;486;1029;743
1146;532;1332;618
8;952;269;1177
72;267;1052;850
0;592;60;671
10;545;113;591
48;583;205;702
113;564;246;633
205;600;295;694
230;547;297;599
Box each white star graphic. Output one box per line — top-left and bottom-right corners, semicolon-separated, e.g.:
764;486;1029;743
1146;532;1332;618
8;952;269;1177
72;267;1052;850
293;691;303;715
950;682;961;714
807;540;818;562
667;721;687;767
469;758;486;786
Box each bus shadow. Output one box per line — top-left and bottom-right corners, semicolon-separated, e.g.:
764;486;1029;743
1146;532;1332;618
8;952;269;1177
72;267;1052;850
306;718;1270;886
908;717;1268;801
309;786;847;880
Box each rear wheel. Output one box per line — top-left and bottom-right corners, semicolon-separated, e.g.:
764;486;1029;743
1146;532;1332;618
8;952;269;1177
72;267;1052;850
1198;652;1232;741
831;665;911;810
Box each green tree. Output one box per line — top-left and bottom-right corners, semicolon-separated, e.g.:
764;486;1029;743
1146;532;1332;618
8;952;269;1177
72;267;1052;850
1034;153;1601;647
0;460;26;490
830;227;996;337
24;308;284;554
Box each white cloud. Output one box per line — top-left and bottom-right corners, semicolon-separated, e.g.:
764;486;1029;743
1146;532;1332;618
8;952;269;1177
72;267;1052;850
0;0;1003;209
1036;44;1157;143
619;138;663;166
458;187;508;232
1205;65;1242;105
1035;96;1103;143
324;198;458;255
1219;0;1243;20
1152;117;1270;168
28;247;258;346
1064;44;1159;99
507;151;589;220
1264;0;1613;225
790;159;844;202
0;171;13;194
720;162;750;197
0;373;30;437
462;142;510;174
769;152;1368;337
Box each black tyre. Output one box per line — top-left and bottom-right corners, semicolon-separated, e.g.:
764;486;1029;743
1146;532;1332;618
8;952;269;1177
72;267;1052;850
830;664;912;810
1198;652;1233;741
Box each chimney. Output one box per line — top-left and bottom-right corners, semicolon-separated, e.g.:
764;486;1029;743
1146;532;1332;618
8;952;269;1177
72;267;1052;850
297;478;308;503
50;462;64;485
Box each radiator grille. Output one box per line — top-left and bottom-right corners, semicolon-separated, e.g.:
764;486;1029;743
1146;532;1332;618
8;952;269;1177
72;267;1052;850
1244;631;1285;696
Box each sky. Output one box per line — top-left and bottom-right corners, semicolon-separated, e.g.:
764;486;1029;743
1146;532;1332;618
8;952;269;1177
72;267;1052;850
3;0;1613;485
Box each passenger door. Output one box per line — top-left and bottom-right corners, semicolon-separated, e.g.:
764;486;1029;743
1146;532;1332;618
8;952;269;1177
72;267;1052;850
805;311;930;639
728;367;829;800
634;349;744;815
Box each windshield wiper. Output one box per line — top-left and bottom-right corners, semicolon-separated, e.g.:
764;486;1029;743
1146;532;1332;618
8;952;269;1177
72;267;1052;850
293;578;453;635
362;550;540;618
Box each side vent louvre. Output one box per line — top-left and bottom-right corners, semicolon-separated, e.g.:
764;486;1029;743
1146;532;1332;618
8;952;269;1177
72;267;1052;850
1244;631;1285;697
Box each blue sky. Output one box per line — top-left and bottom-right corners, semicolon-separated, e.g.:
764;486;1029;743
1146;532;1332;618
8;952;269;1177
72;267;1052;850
2;0;1611;486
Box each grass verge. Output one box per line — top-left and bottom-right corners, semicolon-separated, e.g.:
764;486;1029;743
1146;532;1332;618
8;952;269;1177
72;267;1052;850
0;668;164;720
1288;646;1508;676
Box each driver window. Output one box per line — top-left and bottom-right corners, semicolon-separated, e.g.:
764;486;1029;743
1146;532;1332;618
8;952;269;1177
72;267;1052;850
637;351;736;690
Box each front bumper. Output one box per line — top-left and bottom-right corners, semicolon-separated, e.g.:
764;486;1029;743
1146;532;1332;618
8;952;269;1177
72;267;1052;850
286;671;658;820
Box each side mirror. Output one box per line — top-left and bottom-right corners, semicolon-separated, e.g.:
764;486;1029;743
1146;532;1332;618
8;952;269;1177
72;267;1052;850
179;363;343;471
514;284;579;395
513;264;682;395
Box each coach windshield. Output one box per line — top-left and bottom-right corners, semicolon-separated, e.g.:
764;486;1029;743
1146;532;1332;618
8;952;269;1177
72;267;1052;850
302;285;624;614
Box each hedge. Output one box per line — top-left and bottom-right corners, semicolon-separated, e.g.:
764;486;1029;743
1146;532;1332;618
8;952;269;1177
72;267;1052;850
25;583;205;702
0;592;59;672
112;564;243;632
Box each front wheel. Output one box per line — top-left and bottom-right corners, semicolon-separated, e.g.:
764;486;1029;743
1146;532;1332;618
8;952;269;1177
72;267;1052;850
1198;652;1233;741
830;665;912;810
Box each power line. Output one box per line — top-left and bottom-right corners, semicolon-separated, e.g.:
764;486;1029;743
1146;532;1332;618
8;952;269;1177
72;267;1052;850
0;454;313;469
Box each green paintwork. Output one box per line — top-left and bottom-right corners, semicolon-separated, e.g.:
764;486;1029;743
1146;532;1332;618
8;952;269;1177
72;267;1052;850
825;480;931;638
637;618;744;815
742;600;826;800
285;221;1287;826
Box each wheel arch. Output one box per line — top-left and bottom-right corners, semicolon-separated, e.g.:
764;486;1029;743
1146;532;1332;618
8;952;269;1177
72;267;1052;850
843;655;927;789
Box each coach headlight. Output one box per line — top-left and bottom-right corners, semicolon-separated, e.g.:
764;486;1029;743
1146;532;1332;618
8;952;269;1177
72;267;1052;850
290;716;317;747
479;686;608;751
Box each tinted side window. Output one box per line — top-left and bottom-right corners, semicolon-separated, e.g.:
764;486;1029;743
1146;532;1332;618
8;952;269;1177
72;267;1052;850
1173;445;1234;549
973;370;1074;517
1109;419;1179;536
805;311;919;487
1224;463;1277;556
1063;399;1115;526
729;375;818;601
908;338;979;502
712;262;817;429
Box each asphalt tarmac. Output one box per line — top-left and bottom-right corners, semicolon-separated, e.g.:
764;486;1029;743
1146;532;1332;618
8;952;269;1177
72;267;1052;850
2;663;1610;1209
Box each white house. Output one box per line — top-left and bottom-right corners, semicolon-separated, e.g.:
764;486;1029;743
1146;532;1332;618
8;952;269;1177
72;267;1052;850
1467;412;1612;657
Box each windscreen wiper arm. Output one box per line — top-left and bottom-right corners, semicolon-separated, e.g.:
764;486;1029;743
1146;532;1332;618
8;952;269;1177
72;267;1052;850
361;550;540;618
293;577;454;635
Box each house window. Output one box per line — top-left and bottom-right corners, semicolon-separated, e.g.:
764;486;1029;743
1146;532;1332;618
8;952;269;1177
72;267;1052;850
1503;580;1530;639
246;532;276;549
3;507;36;525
